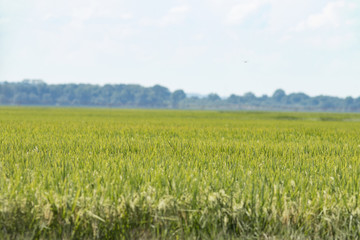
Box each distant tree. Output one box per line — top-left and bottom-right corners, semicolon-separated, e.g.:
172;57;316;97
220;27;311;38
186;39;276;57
272;89;286;102
286;93;309;105
42;93;54;105
244;92;255;99
259;94;268;101
345;97;354;105
57;95;71;105
310;97;320;106
227;94;241;104
352;98;360;111
94;96;107;106
207;93;221;101
110;92;122;105
137;88;151;107
148;85;171;107
0;83;14;99
28;93;40;104
75;84;93;105
318;96;337;110
119;88;136;105
243;92;256;104
63;84;77;103
101;84;115;102
14;93;29;104
0;94;9;104
1;80;359;112
171;90;186;108
320;101;335;110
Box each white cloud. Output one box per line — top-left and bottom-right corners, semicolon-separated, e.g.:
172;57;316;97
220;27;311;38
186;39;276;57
169;5;190;14
225;1;264;25
305;33;356;48
279;34;293;43
0;17;10;25
139;5;190;27
174;45;207;59
32;0;132;24
73;6;95;20
159;5;190;26
193;33;204;41
119;13;133;20
296;0;353;31
276;1;359;48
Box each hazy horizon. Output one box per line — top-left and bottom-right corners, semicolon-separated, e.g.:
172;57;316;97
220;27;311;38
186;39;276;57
1;0;359;98
2;79;359;99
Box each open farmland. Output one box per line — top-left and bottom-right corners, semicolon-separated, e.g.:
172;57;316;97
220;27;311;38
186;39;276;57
1;108;360;239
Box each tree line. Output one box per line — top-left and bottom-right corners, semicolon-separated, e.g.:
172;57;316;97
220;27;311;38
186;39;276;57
0;80;359;112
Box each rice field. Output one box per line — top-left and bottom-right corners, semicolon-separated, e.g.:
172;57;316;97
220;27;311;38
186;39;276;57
1;107;360;239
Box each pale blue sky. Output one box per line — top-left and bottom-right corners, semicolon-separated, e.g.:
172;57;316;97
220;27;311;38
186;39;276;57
1;0;359;97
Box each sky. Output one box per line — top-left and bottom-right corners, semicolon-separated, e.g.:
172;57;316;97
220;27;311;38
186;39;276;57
0;0;359;97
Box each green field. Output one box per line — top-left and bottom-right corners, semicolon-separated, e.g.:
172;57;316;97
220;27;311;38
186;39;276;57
1;107;360;239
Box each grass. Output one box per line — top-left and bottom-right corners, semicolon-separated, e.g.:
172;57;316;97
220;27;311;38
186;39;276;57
1;107;360;239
